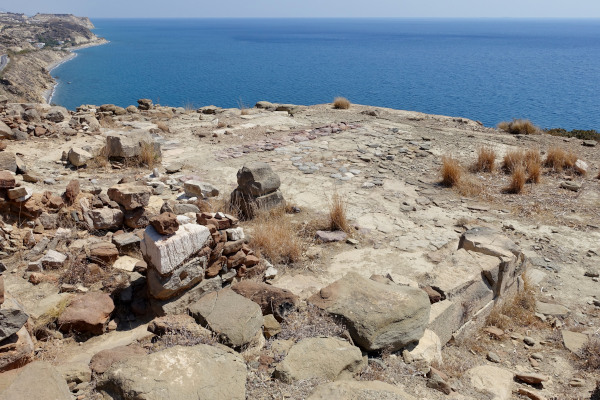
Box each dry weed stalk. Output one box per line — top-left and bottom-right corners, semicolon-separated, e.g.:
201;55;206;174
329;192;351;233
486;273;538;330
506;165;526;194
248;206;302;264
333;97;351;110
472;146;496;172
440;156;462;187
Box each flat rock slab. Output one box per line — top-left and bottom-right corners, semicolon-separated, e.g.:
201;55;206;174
315;230;348;243
0;361;72;400
308;272;431;351
459;226;521;258
536;301;570;316
97;344;247;400
141;224;210;275
561;330;588;354
231;280;298;321
189;288;263;348
90;345;147;374
467;365;514;400
308;380;417;400
57;292;114;335
274;337;365;383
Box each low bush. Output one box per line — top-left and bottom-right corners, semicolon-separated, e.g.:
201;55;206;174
525;149;542;183
440;156;462;187
486;274;538;329
544;146;577;172
546;127;600;142
333;97;351;110
248;207;303;264
506;166;526;194
497;119;540;135
472;146;496;172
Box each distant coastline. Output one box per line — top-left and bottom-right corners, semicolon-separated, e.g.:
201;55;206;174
45;38;109;104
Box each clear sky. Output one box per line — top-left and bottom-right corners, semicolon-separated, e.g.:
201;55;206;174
1;0;599;19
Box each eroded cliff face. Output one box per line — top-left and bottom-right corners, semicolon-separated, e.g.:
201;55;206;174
0;13;104;104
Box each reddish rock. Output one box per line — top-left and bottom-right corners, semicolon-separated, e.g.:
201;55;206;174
0;275;4;305
64;179;80;205
90;345;146;374
34;126;47;136
243;255;260;267
150;212;179;235
227;250;246;269
0;170;15;189
422;286;443;304
483;326;505;339
223;239;244;255
58;292;115;335
89;242;119;266
231;280;299;321
124;208;152;229
315;230;347;243
0;327;35;372
206;257;225;278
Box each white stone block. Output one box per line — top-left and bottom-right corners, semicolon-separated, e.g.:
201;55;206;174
141;224;210;275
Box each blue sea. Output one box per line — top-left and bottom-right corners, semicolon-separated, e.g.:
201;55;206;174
51;18;600;130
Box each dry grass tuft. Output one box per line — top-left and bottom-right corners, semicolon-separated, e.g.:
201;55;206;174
274;305;347;342
440;156;462;187
502;149;525;173
579;337;600;370
139;141;161;168
33;296;71;334
524;148;542;183
333;97;351;110
216;121;227;128
544;146;578;172
506;166;526;194
154;121;170;133
329;192;351;234
456;177;484;197
497;119;540;135
88;145;109;169
248;207;303;264
486;274;538;330
471;146;496;173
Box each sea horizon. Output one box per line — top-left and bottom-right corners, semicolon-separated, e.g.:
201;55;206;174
51;18;600;131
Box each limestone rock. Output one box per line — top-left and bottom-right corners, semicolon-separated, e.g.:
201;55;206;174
149;276;223;316
308;380;417;400
183;180;219;198
149;212;179;235
141;224;210;275
308;272;431;351
0;152;17;173
459;226;521;258
536;301;569;316
40;249;67;269
237;162;281;196
316;230;348;242
263;314;281;338
0;361;72;400
274;337;365;383
0;121;12;139
97;344;247;400
0;170;15;188
89;345;146;375
231;280;298;321
467;365;514;400
67;147;92;167
515;372;548;385
562;330;588;354
86;207;124;230
106;132;160;159
147;256;207;300
57;292;115;335
107;183;151;210
405;329;442;364
189;288;263;348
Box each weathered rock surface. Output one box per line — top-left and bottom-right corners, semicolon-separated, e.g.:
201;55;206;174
308;380;417;400
107;183;151;210
147;256;207;300
57;292;114;335
141;224;210;275
231;280;298;321
0;326;34;373
67;147;92;167
105;132;160;159
0;308;29;341
97;344;247;400
183;180;219;198
0;361;72;400
274;337;365;383
309;272;431;351
89;345;147;375
189;288;263;348
149;212;179;235
467;365;514;400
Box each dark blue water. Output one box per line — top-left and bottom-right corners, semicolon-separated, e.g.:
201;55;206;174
51;18;600;130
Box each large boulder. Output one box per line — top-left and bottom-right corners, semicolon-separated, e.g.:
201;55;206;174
105;132;160;159
188;288;263;348
236;162;281;197
0;361;72;400
231;280;298;321
44;106;69;123
107;183;151;211
57;292;115;335
67;147;93;167
308;272;431;352
90;345;147;375
97;344;247;400
308;380;417;400
274;337;365;383
141;224;210;275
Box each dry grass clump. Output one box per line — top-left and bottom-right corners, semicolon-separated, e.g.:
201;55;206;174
33;296;71;335
440;156;462;187
524;148;542;183
88;145;109;169
333;97;351;110
579;337;600;371
471;147;496;172
502;149;525;173
455;177;484;197
274;305;347;342
216;121;227;128
248;207;303;264
497;119;540;135
505;165;526;194
486;274;538;330
329;192;351;233
138;141;161;168
154;121;170;133
544;146;578;172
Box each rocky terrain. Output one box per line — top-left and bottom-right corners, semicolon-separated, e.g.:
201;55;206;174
0;96;598;400
0;12;105;103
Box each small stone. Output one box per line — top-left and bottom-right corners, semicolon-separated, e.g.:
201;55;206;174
560;181;581;192
483;326;505;339
265;265;278;279
263;314;281;338
530;353;544;361
486;351;501;363
569;378;585;387
150;212;180;235
515;372;548;385
518;388;548;400
346;238;359;245
524;336;536;346
315;230;347;243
